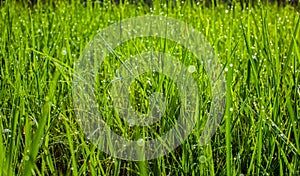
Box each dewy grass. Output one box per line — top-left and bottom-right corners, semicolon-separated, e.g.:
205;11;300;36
0;0;300;175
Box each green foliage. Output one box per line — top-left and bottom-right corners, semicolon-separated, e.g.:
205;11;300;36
0;0;299;175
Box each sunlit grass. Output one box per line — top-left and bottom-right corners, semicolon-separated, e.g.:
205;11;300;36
0;0;299;175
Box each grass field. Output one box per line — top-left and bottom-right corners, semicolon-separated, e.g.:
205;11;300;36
0;0;300;175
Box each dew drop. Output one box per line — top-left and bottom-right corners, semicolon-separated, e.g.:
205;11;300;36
128;119;135;127
24;155;30;161
188;65;196;73
2;129;11;134
62;48;67;55
199;155;206;163
137;138;144;146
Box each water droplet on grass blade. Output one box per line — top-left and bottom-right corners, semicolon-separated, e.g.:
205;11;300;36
199;155;206;163
2;129;11;134
137;138;144;146
188;65;196;73
24;155;30;161
62;48;67;55
128;119;135;127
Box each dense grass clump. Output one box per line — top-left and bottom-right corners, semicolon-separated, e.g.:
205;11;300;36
0;0;299;175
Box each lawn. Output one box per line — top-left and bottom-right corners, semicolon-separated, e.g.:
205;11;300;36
0;0;299;175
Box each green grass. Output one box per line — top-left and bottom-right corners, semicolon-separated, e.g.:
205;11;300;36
1;0;300;175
